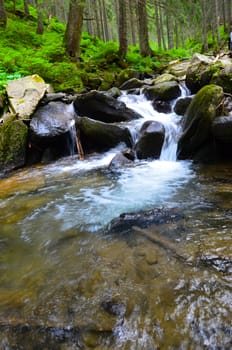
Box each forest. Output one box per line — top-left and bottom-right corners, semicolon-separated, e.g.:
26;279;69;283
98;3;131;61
0;0;232;92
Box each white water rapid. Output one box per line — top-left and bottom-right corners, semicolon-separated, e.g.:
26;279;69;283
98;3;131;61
19;86;194;235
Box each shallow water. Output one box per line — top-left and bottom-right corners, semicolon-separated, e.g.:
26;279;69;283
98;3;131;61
0;157;232;349
0;91;232;349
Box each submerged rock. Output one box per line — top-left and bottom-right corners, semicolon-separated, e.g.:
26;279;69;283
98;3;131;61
74;90;142;123
135;120;165;160
109;149;135;170
108;207;184;234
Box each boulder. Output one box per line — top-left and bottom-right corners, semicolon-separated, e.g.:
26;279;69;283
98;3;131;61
164;59;191;79
135;120;165;160
73;90;142;123
30;101;76;138
143;81;181;101
212;116;232;143
185;53;215;94
177;84;224;161
6;75;48;120
152;100;172;114
210;56;232;93
174;97;192;116
76;116;132;152
0;120;28;172
152;73;177;84
119;78;144;90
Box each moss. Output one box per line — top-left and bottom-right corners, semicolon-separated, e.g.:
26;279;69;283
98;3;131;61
0;120;28;169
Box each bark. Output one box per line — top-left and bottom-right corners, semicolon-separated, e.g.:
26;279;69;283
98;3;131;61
0;0;7;28
64;0;86;60
202;0;208;51
154;0;161;49
24;0;30;17
118;0;128;58
137;0;153;56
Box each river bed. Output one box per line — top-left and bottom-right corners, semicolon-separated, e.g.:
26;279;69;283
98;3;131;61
0;91;232;349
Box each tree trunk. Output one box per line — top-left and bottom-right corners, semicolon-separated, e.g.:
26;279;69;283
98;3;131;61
154;0;161;49
137;0;153;56
24;0;30;17
166;14;174;49
118;0;128;58
101;0;109;41
214;0;221;46
0;0;7;28
202;0;208;51
64;0;86;60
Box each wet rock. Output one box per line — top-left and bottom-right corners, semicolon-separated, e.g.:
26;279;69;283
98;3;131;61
39;92;75;106
152;100;172;114
177;84;224;162
6;74;48;120
212;116;232;143
109;149;135;170
73;90;142;123
135;120;165;160
144;81;181;101
108;207;184;234
174;96;192;116
0;120;28;172
76;116;132;152
106;87;122;99
152;73;177;84
30;101;76;138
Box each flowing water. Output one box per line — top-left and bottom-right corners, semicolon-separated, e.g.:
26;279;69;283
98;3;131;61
0;90;232;349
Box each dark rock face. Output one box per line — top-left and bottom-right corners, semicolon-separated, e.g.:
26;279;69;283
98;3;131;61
177;84;224;161
108;207;184;235
28;102;77;164
76;116;132;152
174;97;192;116
119;78;144;90
152;100;172;114
30;101;75;138
135;120;165;160
212;116;232;158
73;90;142;123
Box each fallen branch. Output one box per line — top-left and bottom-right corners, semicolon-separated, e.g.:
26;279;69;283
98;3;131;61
75;127;84;160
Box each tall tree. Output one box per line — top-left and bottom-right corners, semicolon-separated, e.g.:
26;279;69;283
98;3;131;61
118;0;128;58
64;0;86;60
137;0;153;56
0;0;7;28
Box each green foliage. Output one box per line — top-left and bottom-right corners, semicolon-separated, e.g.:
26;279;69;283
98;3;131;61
0;70;21;93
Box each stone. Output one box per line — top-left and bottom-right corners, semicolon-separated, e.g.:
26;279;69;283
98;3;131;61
74;90;142;123
76;116;132;152
0;120;28;172
144;81;181;101
6;75;48;120
174;97;192;116
177;84;224;161
135;120;165;160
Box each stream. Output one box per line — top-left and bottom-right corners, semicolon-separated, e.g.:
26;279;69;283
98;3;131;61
0;89;232;349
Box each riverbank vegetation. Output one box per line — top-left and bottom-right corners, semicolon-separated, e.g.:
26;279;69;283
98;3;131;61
0;0;231;92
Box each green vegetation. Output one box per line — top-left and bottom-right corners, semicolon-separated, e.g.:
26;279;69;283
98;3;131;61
0;5;228;94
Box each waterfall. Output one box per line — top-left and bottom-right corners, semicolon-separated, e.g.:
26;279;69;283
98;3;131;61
67;120;77;156
118;91;184;161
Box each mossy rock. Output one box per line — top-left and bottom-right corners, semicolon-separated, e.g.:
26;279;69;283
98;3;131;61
153;73;177;84
0;120;28;172
115;69;141;87
210;61;232;93
177;84;224;161
100;71;115;91
144;81;181;101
